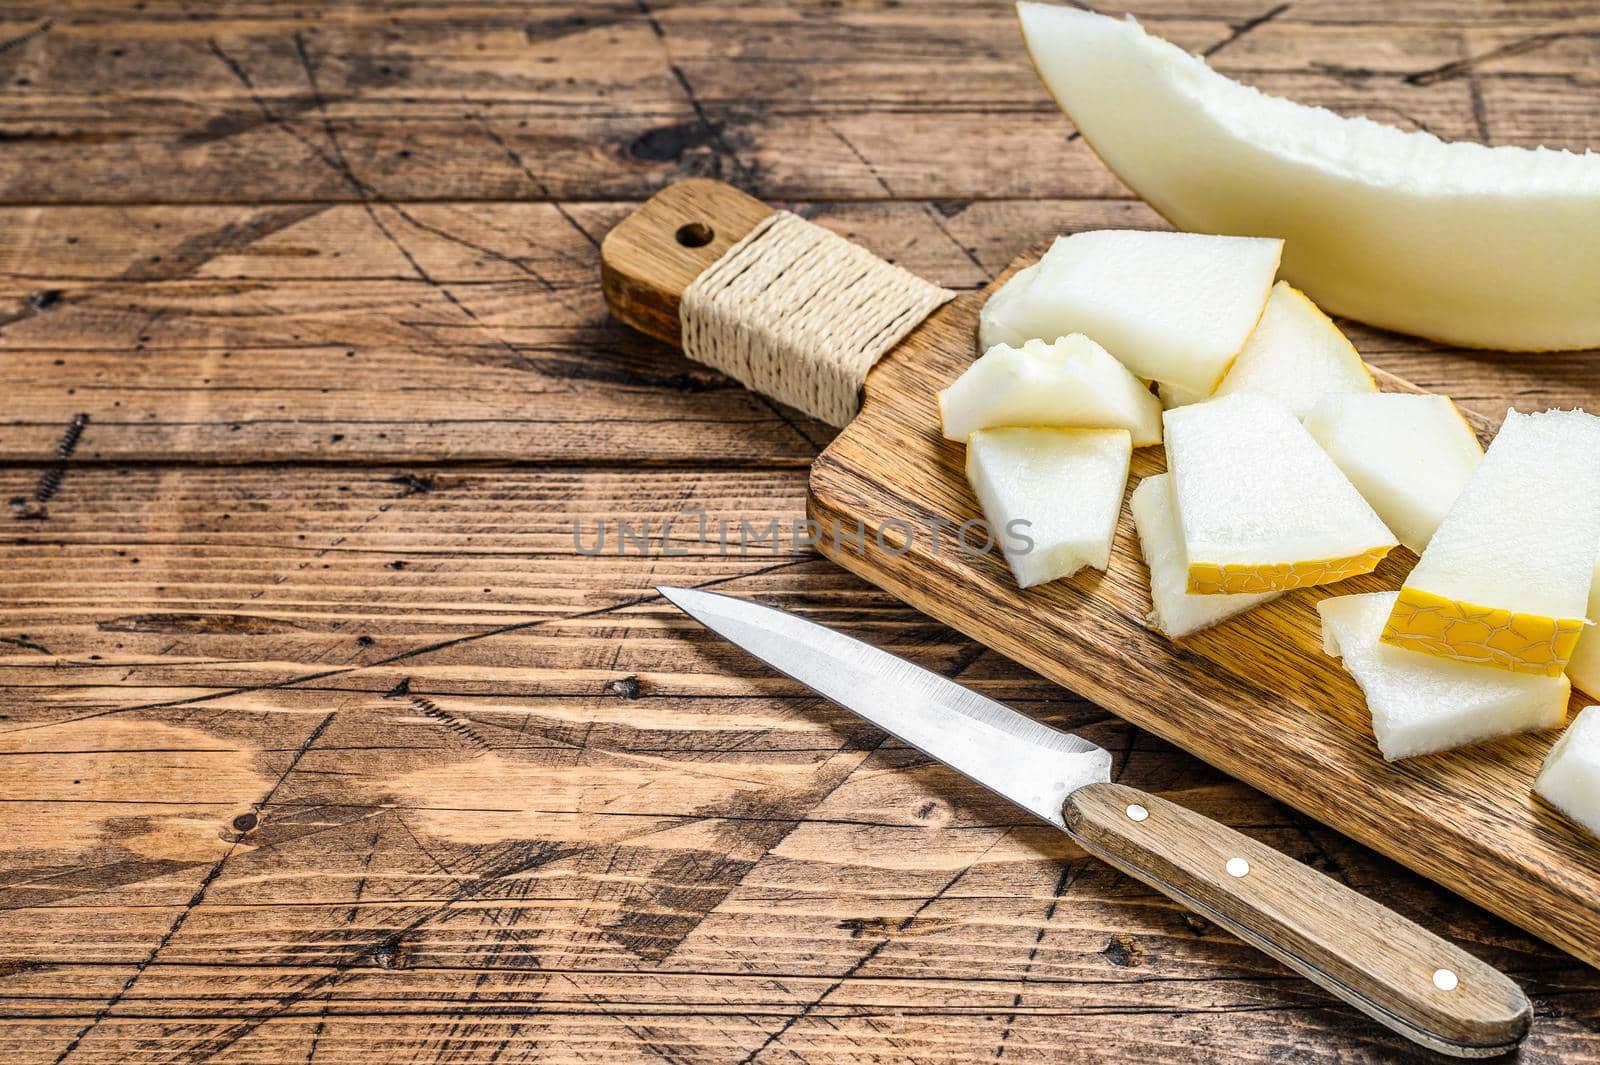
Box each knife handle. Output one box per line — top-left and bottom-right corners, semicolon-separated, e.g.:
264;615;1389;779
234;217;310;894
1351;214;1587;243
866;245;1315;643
1061;782;1530;1058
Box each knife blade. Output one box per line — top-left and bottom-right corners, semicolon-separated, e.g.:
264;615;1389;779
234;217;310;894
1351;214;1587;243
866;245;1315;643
658;584;1111;828
658;585;1532;1058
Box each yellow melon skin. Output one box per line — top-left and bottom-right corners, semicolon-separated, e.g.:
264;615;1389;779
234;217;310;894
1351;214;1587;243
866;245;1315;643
1017;3;1600;351
1188;545;1391;595
1380;587;1587;678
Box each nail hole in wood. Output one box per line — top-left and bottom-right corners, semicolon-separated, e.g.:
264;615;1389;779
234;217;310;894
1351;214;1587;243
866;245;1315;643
676;222;714;248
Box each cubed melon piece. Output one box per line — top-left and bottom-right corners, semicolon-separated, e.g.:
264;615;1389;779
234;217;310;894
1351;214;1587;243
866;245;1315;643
1320;591;1569;761
1130;473;1277;637
966;427;1131;588
939;336;1161;445
1536;706;1600;839
1566;559;1600;700
1212;282;1375;418
1164;392;1396;593
1304;393;1484;553
977;229;1281;395
1382;409;1600;676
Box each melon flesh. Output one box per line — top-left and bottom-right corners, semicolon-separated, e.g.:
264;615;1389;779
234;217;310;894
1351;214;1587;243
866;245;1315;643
1304;393;1484;553
939;336;1161;445
1536;705;1600;839
1382;409;1600;676
977;229;1281;394
1213;282;1374;418
1158;382;1210;410
1017;2;1600;351
1164;393;1396;593
1320;591;1569;761
965;427;1131;588
1130;474;1277;638
1566;560;1600;700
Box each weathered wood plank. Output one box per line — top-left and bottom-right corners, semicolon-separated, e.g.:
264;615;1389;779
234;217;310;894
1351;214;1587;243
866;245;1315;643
3;3;1595;201
2;199;1595;466
2;459;1597;1062
4;0;1600;1059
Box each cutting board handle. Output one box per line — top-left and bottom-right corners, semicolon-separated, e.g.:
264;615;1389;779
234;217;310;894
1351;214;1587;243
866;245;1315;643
600;179;778;349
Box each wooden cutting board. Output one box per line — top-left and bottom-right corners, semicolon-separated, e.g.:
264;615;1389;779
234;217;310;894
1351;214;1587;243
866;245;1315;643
603;178;1600;971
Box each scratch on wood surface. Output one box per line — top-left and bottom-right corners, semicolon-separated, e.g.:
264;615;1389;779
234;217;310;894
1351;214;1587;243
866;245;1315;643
1404;29;1598;86
736;829;1017;1063
13;413;88;520
47;710;335;1065
1;555;819;735
0;17;51;56
1203;2;1290;58
992;859;1088;1059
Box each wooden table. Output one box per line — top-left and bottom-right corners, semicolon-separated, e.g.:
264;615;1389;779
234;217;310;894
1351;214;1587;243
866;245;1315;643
2;1;1598;1061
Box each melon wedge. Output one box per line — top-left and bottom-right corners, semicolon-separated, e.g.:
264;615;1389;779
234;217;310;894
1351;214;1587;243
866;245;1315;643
1130;473;1277;637
966;427;1131;588
1304;393;1484;553
1016;2;1600;351
1382;409;1600;676
1562;560;1600;700
1320;592;1569;761
977;228;1281;394
1536;705;1600;839
1164;393;1396;594
1213;282;1375;418
939;336;1161;445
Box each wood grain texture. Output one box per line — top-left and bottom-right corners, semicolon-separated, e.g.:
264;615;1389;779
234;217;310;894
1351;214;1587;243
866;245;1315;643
3;0;1600;1060
1063;782;1529;1056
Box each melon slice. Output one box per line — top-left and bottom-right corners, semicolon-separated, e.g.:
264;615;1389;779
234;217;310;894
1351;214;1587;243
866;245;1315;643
1016;3;1600;351
1563;559;1600;700
939;336;1161;445
1130;473;1277;637
1304;393;1484;553
1382;409;1600;676
1157;382;1210;410
1212;282;1375;418
1536;705;1600;839
1319;591;1569;761
965;427;1131;588
977;228;1281;394
1164;392;1396;593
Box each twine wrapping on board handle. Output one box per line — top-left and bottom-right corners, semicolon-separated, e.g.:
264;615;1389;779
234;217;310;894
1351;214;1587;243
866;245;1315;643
679;211;955;427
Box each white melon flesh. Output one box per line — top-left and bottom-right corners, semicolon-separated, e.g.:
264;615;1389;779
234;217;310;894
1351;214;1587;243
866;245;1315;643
1212;282;1375;418
1017;3;1600;351
1382;409;1600;677
977;229;1281;394
1130;474;1276;638
939;336;1162;445
1566;561;1600;700
965;427;1131;588
1536;706;1600;839
1304;393;1484;554
1157;382;1210;410
1164;393;1396;594
1319;592;1569;761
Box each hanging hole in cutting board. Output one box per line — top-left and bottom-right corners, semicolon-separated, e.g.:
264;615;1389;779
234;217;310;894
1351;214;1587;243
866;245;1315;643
676;222;714;248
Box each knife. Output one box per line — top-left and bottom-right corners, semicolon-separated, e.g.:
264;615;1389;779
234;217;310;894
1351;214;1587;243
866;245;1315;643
658;585;1531;1058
